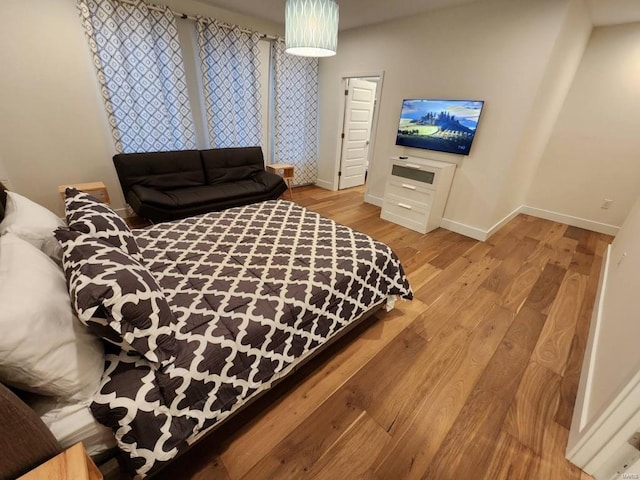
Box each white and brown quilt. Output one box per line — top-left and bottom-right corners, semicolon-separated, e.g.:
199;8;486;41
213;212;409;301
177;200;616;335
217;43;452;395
59;197;412;477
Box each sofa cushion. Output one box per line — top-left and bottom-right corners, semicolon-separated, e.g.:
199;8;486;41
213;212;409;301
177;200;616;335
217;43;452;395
113;150;205;195
201;147;264;185
131;179;274;209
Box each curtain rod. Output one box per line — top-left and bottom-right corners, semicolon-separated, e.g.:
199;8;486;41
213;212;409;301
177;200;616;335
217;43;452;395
118;0;280;41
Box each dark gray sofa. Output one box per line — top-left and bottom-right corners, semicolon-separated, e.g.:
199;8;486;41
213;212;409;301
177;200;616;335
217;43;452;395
113;146;288;223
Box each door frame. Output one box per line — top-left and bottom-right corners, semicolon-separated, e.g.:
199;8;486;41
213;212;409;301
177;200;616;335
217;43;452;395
332;70;384;198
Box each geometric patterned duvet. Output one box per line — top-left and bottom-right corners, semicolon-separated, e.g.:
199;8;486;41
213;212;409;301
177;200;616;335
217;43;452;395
90;200;412;477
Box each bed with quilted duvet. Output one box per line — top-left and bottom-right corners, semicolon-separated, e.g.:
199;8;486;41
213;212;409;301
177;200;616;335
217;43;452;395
56;195;412;478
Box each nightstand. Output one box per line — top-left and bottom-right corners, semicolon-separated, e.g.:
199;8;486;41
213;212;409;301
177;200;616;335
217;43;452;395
266;163;294;199
58;181;110;204
18;443;103;480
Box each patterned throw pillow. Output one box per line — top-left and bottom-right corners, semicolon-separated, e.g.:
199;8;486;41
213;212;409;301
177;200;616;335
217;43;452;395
55;229;176;366
64;188;143;263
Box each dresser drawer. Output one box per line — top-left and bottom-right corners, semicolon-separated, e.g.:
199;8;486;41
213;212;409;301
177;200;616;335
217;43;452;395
381;201;429;233
385;180;433;206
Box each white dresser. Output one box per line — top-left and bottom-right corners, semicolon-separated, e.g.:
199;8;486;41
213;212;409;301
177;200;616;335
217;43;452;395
380;157;455;234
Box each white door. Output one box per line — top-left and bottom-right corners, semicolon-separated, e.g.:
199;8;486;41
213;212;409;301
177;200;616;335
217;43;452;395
338;79;377;190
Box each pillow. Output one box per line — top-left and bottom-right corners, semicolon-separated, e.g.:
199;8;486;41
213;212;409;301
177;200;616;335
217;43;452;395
64;188;143;263
55;229;176;365
0;233;105;400
0;191;64;260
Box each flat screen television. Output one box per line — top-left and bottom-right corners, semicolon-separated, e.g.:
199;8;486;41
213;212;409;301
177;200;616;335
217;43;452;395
396;99;484;155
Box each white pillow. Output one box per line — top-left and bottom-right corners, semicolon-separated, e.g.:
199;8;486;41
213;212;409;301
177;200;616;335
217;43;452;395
0;233;105;400
0;191;64;260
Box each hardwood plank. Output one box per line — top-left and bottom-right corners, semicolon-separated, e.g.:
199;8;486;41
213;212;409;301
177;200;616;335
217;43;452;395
405;262;440;293
372;288;501;438
373;302;513;480
499;263;542;313
522;241;553;272
412;254;501;339
487;231;521;260
519;216;555;241
429;235;478;269
548;236;579;269
542;221;569;246
569;251;594;276
307;411;390;480
504;361;562;454
565;225;588;242
462;241;494;262
486;214;527;245
481;431;541;480
240;328;427;480
524;263;567;315
220;299;427;479
576;230;598;255
534;422;583;479
412;256;472;307
533;271;589;375
482;236;539;294
419;306;547;479
400;229;459;274
556;254;604;428
157;452;230;480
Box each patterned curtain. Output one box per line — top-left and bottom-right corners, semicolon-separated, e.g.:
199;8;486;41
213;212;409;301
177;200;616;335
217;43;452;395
273;40;319;186
197;21;262;148
77;0;196;153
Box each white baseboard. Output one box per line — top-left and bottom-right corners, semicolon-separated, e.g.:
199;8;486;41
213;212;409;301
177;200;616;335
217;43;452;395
486;206;523;240
440;218;488;241
314;179;334;191
439;203;619;242
520;205;619;236
440;207;521;241
364;193;384;207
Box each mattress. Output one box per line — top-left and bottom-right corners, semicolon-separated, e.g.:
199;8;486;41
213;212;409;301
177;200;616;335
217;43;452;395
29;396;116;457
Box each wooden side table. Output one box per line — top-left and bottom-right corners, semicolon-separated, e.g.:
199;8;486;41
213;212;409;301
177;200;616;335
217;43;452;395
266;163;294;200
18;443;103;480
58;181;110;204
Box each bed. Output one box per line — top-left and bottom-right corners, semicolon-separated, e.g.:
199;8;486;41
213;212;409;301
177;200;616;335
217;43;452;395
0;184;412;478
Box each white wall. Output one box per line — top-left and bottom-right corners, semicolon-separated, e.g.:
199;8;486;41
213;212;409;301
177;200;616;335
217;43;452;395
318;0;578;235
0;0;116;215
567;192;640;478
586;191;640;426
526;22;640;229
496;0;592;223
0;0;282;215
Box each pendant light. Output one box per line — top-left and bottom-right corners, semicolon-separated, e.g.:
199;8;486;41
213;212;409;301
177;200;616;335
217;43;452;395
285;0;339;57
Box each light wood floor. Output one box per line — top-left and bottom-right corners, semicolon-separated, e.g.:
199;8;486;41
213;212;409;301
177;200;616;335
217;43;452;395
152;185;612;480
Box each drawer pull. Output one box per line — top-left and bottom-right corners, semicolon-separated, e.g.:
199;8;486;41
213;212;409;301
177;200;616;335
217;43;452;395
398;202;412;210
405;163;421;170
401;183;416;190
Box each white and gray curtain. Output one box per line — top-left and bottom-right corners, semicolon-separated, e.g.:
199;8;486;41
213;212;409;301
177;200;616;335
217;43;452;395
77;0;196;153
197;21;262;149
272;40;319;186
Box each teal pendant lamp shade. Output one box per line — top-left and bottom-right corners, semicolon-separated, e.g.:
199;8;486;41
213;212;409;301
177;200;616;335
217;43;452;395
285;0;339;57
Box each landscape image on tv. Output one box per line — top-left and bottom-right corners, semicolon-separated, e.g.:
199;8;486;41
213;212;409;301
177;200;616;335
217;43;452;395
396;99;484;155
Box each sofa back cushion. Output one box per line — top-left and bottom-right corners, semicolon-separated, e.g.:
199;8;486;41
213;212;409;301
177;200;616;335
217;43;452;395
201;146;265;185
113;150;205;196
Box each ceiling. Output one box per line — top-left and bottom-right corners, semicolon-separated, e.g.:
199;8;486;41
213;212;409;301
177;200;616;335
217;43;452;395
196;0;640;31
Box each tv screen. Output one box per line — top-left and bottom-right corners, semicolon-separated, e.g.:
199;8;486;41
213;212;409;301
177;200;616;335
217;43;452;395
396;99;484;155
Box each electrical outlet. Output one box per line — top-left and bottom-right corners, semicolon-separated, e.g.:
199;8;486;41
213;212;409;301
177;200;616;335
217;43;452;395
602;198;613;209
